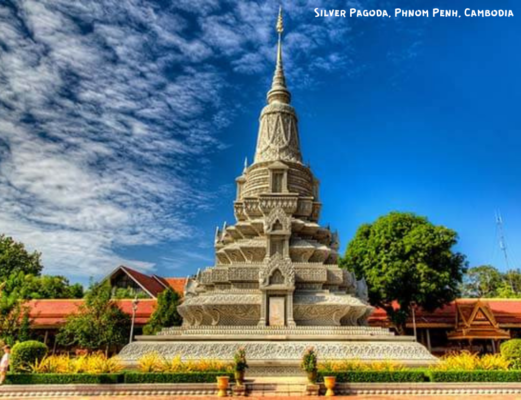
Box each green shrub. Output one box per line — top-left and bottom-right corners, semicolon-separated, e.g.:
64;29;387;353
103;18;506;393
124;372;234;384
6;373;124;385
428;370;521;382
11;341;48;372
317;370;427;383
500;339;521;369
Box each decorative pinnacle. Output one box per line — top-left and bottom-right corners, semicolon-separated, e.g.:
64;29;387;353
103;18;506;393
267;6;291;105
276;6;284;34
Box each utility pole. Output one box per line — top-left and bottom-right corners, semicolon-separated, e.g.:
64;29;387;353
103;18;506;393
411;302;417;342
129;295;140;344
496;211;510;270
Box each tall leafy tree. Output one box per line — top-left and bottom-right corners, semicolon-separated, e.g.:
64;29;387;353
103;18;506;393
143;288;182;335
57;281;130;353
3;272;84;300
340;212;467;335
460;265;502;298
496;270;521;298
0;235;42;280
503;269;521;295
0;284;31;345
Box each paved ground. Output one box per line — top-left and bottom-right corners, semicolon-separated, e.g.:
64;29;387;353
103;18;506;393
13;396;521;400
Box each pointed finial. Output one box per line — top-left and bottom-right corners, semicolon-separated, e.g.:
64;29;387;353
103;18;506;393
276;6;284;34
243;157;248;173
221;221;227;240
267;6;291;105
214;226;220;243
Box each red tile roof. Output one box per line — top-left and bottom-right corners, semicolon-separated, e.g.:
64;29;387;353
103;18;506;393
26;299;157;328
118;266;167;298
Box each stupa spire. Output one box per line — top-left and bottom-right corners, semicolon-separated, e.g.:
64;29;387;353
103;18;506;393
267;7;291;104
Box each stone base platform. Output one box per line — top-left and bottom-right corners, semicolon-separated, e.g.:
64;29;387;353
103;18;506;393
119;326;437;374
2;381;521;397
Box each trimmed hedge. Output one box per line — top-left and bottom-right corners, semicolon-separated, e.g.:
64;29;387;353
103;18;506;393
11;341;48;372
6;373;124;385
318;370;427;383
428;370;521;382
124;372;234;384
6;370;521;385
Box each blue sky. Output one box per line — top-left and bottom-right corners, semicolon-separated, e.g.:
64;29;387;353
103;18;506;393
0;0;519;284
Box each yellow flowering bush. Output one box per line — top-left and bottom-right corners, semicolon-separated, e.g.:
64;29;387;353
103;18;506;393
432;351;510;371
29;354;123;374
137;352;163;373
136;353;232;373
479;354;511;371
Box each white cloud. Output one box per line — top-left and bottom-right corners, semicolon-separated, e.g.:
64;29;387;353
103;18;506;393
0;0;415;280
0;0;224;278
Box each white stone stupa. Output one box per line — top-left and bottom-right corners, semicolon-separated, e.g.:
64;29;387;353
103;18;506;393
119;8;436;374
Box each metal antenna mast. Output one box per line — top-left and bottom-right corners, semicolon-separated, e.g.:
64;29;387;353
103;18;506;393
496;210;514;291
495;210;510;270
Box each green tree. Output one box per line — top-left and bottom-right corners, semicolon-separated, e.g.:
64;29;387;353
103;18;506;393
143;288;182;335
460;265;502;298
57;281;130;353
340;212;467;335
0;285;31;346
503;269;521;295
3;272;84;300
112;287;149;300
0;235;42;280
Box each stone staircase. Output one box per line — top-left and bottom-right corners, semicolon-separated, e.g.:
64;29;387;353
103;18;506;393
240;377;309;397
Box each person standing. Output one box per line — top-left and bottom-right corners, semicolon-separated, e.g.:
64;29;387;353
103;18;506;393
0;346;10;385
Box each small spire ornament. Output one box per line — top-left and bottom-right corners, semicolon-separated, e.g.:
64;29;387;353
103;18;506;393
267;6;291;104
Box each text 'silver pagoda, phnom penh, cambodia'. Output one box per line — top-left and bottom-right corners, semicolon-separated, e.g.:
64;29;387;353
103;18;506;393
119;9;436;374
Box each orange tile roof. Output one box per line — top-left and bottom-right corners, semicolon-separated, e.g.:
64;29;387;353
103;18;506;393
25;296;521;330
369;299;521;327
26;299;157;328
164;277;187;295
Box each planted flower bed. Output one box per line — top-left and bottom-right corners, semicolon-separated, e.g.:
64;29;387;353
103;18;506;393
5;352;234;385
3;339;521;385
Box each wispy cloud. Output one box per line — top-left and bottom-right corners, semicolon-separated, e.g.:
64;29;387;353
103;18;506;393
0;0;419;280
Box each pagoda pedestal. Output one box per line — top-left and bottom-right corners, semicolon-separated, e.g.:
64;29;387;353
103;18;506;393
119;326;436;374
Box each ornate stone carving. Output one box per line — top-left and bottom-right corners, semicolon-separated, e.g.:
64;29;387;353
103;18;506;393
255;103;302;164
326;269;343;284
120;340;435;362
356;278;369;302
264;206;291;234
211;268;229;282
259;254;295;288
294;267;327;282
228;267;259;281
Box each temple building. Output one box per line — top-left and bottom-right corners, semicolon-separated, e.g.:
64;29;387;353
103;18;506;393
118;9;435;373
177;7;372;329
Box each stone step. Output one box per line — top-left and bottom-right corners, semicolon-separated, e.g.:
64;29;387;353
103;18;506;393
241;377;309;396
158;325;395;337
